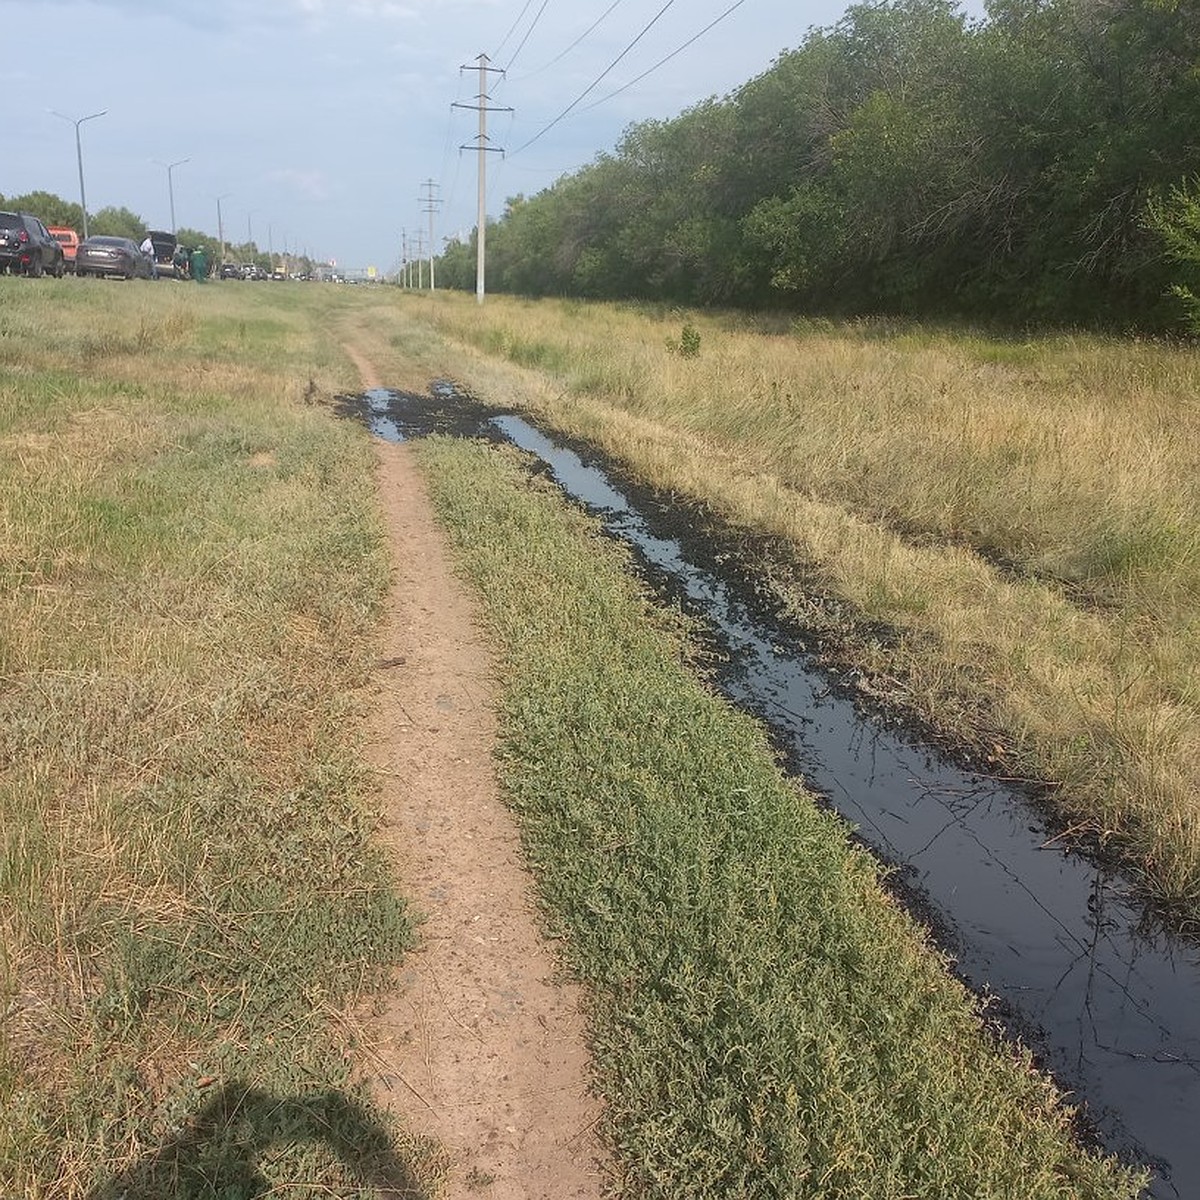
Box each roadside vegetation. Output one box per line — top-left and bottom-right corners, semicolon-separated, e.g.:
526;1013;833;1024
415;432;1145;1198
437;0;1200;333
0;278;442;1196
383;291;1200;922
2;275;1169;1196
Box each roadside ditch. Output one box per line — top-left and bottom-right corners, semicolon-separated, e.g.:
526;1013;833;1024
336;382;1200;1200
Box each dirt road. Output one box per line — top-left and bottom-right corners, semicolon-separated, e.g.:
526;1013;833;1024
343;345;606;1199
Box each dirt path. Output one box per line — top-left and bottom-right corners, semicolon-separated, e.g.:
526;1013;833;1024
343;344;606;1199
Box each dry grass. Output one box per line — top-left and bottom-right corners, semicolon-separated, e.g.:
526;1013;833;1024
0;278;431;1196
380;293;1200;918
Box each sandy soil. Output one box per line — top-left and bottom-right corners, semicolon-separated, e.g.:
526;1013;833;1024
343;344;607;1199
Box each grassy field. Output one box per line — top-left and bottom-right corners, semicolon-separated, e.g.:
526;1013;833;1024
381;292;1200;922
414;433;1143;1199
0;278;442;1196
0;276;1156;1197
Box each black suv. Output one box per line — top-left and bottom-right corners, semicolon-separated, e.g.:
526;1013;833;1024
0;211;65;277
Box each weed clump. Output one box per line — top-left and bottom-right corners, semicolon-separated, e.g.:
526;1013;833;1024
666;322;701;358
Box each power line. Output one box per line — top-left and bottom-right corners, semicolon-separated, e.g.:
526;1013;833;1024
493;0;535;59
439;68;470;191
510;0;675;157
582;0;752;112
512;0;625;81
503;0;554;73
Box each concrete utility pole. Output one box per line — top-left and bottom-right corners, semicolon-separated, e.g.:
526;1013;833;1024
216;192;231;270
420;179;441;291
412;232;427;290
454;54;511;305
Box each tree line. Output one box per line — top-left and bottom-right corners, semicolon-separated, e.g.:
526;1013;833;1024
0;189;304;275
437;0;1200;330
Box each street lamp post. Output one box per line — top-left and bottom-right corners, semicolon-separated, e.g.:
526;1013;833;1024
50;108;106;240
154;157;190;235
216;193;231;273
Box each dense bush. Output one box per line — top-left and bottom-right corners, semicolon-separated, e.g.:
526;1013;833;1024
438;0;1200;330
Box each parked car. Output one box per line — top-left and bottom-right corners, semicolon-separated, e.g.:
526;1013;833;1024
48;226;80;272
147;230;181;278
0;211;65;277
75;235;154;280
219;262;240;279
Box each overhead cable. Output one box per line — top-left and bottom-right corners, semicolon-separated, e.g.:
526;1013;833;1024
510;0;675;156
582;0;751;111
512;0;626;81
493;0;535;59
503;0;554;73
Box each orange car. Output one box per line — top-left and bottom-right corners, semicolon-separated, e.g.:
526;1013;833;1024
48;227;80;272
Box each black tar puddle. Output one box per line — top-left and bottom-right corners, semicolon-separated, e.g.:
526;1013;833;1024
338;384;1200;1198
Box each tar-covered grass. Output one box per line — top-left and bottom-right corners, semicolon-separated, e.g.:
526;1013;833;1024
407;292;1200;923
415;432;1147;1200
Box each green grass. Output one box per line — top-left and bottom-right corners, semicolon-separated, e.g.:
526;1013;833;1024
1;275;1163;1197
384;292;1200;920
0;277;440;1197
415;434;1146;1200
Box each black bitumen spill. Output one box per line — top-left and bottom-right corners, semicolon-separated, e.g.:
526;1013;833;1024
336;383;1200;1199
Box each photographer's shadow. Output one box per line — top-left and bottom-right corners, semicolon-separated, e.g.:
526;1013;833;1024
88;1081;429;1199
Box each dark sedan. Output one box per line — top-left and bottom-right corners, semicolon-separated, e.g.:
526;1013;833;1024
0;211;65;277
75;235;153;280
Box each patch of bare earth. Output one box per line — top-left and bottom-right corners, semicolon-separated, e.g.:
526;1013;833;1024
344;344;607;1199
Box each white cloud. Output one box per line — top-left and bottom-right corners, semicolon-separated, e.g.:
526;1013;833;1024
265;167;334;201
31;0;236;30
350;1;420;17
288;0;419;17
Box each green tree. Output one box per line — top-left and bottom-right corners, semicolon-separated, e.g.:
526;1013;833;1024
1144;175;1200;331
3;191;84;229
429;0;1200;327
739;0;982;310
173;225;213;246
434;234;475;291
91;206;147;240
971;0;1200;318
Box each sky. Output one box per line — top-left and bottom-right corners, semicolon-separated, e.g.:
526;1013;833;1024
5;0;986;275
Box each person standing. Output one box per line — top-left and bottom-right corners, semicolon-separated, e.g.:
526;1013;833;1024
139;234;158;279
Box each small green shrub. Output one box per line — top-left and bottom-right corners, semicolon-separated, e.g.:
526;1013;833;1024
667;322;702;358
1144;176;1200;333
